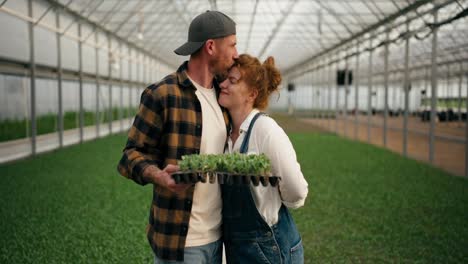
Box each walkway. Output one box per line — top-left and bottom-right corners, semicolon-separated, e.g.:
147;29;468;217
0;118;133;164
302;114;466;177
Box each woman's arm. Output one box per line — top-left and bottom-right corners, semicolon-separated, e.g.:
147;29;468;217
260;120;309;208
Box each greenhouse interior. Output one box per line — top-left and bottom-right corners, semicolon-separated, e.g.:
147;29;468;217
1;0;467;263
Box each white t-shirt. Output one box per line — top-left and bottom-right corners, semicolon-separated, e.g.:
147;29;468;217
185;77;226;247
226;109;308;226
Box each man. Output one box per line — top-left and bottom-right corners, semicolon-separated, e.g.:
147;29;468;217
117;10;238;263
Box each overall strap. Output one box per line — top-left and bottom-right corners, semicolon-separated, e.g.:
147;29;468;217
239;112;266;154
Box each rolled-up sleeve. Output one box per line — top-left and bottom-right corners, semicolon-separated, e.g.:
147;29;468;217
262;125;308;209
117;86;166;185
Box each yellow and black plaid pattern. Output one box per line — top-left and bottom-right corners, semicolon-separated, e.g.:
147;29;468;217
117;61;230;261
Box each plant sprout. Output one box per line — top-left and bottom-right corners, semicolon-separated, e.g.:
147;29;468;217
178;153;271;176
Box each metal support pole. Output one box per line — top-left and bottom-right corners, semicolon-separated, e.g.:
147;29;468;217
137;52;141;114
287;78;293;115
144;55;148;98
129;48;133;126
424;67;429;108
28;0;36;155
344;50;349;137
321;62;324;118
392;73;397;115
108;34;112;134
368;35;373;143
119;42;124;132
95;29;100;137
143;54;147;88
354;42;360;140
56;8;63;148
311;67;320;119
78;22;84;143
335;52;339;134
320;65;323;119
310;71;314;116
403;21;411;157
446;66;450;112
429;9;439;164
383;28;390;147
458;62;462;123
465;70;467;178
328;57;332;130
316;68;319;117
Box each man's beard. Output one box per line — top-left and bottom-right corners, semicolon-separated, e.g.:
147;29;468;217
213;59;235;83
215;71;229;82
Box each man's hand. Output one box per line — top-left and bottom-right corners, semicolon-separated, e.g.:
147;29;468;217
143;164;191;193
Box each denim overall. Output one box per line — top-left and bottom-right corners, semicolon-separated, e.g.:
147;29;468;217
222;113;304;264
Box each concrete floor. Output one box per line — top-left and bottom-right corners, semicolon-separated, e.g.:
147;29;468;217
301;114;467;177
0;118;133;164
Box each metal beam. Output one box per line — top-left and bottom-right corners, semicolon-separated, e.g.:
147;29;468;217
383;27;390;147
78;22;84;143
327;55;332;130
119;42;124;132
171;0;191;27
45;0;177;70
341;1;368;29
97;0;126;27
34;4;54;25
429;9;438;164
458;62;463;122
114;2;160;39
245;0;259;53
356;0;384;21
403;20;410;157
465;69;468;178
316;1;354;36
367;34;373;143
258;0;299;58
111;0;148;35
128;47;133;127
133;11;178;43
56;7;63;148
344;48;349;137
284;0;454;75
60;0;95;36
335;50;340;134
83;0;104;19
95;28;100;137
354;41;360;140
28;0;36;155
108;33;112;134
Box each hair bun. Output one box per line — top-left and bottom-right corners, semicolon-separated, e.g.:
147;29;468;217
262;56;281;94
263;56;275;67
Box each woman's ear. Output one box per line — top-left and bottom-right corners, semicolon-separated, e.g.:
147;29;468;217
248;89;258;103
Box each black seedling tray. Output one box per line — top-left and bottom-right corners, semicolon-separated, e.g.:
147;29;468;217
171;172;281;187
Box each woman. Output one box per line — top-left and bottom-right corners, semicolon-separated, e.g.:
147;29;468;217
218;54;309;264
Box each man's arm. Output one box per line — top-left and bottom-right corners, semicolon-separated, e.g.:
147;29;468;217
117;86;166;185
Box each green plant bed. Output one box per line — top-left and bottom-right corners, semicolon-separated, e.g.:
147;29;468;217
0;108;137;142
421;98;467;109
0;118;29;142
100;107;138;124
291;133;468;262
0;133;467;262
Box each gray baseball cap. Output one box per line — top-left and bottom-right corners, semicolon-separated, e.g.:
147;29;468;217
174;10;236;56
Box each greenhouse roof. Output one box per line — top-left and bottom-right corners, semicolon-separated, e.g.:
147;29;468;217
2;0;467;75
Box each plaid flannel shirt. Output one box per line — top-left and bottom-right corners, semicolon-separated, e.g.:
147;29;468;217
117;61;230;261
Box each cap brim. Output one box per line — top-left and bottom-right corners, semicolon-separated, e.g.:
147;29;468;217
174;41;205;56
